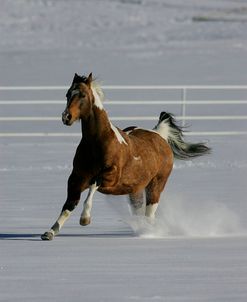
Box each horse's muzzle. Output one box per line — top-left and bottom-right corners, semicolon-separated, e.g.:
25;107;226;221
62;110;72;126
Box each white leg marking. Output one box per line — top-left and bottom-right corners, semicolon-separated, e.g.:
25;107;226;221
41;209;72;240
81;183;99;222
145;204;159;219
57;210;71;228
47;209;71;236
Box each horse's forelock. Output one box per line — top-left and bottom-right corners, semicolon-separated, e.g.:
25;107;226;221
66;74;86;99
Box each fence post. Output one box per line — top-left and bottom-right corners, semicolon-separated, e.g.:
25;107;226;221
181;87;187;126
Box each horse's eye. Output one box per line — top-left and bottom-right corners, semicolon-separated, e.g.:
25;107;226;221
81;93;86;98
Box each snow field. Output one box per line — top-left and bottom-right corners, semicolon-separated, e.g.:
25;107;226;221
1;135;247;302
1;0;247;300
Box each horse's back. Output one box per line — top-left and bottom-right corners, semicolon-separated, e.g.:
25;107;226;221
128;128;172;153
126;128;174;172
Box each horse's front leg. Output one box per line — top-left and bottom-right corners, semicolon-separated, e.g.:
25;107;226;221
79;166;119;226
80;181;99;226
41;173;86;240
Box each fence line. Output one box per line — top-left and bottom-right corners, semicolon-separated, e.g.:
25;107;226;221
1;115;247;122
0;85;247;137
1;99;247;105
0;131;247;138
1;85;247;90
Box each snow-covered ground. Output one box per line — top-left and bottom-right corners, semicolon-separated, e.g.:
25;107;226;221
1;1;247;301
1;136;247;301
1;0;247;85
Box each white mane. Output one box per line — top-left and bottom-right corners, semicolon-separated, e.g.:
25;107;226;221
91;80;127;145
91;80;104;110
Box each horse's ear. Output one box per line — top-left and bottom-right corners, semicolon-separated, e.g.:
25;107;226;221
86;73;93;86
73;73;80;83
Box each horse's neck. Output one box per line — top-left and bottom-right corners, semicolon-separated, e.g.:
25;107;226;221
81;107;111;140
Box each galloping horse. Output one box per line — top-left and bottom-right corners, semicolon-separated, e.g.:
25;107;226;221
41;73;210;240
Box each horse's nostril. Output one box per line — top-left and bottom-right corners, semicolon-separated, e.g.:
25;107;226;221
62;111;72;125
67;114;72;120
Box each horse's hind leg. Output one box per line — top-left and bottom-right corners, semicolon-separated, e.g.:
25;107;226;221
145;177;167;219
129;191;145;216
41;173;84;240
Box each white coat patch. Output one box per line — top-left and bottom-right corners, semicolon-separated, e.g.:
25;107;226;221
133;156;141;161
153;120;170;141
110;123;128;145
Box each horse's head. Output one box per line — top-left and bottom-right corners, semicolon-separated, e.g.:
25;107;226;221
62;73;94;126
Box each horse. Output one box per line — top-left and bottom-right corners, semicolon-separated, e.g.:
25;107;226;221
41;73;210;240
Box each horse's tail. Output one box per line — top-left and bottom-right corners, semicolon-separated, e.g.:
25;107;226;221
154;112;211;160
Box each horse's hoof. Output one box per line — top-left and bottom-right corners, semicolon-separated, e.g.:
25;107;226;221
41;231;54;241
80;217;91;226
